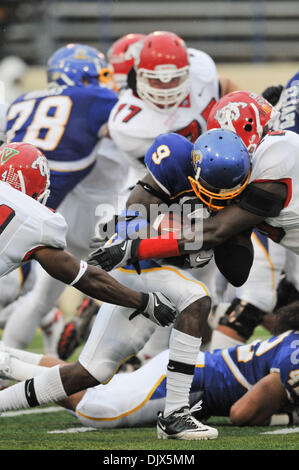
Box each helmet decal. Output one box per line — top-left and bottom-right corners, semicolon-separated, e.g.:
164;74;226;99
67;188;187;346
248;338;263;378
0;147;19;163
207;90;279;155
0;142;50;205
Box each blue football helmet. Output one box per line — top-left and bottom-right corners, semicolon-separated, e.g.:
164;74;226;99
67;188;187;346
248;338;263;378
47;43;118;90
189;128;251;212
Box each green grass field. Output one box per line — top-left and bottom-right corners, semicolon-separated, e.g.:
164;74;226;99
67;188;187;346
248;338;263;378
0;327;298;453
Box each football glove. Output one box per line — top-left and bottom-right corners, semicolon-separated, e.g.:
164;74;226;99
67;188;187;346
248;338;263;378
130;292;177;327
87;238;141;272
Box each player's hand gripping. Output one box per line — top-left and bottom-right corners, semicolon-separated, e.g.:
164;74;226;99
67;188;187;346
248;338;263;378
87;238;141;272
130;292;177;327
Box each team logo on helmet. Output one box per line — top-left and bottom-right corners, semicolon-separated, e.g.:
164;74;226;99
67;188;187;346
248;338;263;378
214;102;248;132
0;147;19;163
191;149;203;179
73;48;88;60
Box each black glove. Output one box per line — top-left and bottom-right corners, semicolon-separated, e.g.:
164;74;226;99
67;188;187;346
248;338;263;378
262;85;284;106
87;238;141;273
130;292;177;327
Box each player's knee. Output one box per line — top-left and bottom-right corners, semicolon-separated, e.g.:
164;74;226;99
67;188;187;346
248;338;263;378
219;298;266;341
84;357;132;384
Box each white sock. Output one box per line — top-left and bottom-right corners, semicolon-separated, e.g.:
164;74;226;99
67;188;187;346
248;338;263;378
2;344;43;365
209;330;244;351
164;328;202;418
10;357;48;382
0;365;67;411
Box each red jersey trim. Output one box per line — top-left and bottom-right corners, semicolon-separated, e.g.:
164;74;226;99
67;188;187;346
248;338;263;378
22;245;45;262
252;177;292;209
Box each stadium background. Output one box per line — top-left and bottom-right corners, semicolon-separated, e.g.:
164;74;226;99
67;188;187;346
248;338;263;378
1;0;298;316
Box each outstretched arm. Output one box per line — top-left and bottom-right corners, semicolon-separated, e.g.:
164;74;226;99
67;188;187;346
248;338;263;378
33;246;176;327
229;373;288;426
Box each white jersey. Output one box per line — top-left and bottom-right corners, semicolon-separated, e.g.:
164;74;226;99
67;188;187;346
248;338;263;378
249;130;299;254
108;49;219;178
0;181;67;277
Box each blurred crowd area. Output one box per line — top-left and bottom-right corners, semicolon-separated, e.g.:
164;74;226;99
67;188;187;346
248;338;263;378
0;0;299;104
1;0;299;65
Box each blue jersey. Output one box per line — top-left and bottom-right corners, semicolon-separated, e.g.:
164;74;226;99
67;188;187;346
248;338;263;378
145;133;195;203
150;330;299;418
279;71;299;134
6;84;118;209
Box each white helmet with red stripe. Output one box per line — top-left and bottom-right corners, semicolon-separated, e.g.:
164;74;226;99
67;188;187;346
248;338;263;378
133;31;190;112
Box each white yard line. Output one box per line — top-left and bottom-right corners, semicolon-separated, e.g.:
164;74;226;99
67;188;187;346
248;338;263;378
1;406;62;417
48;427;97;434
262;427;299;435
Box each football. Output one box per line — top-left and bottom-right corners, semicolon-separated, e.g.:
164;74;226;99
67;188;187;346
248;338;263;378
153;211;183;238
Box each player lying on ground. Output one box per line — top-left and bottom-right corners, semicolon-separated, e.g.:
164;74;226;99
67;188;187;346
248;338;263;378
0;300;298;428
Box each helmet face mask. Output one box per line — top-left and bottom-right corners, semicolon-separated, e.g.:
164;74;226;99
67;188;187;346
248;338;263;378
207;91;279;155
134;31;190;112
0;143;50;205
47;43;118;91
189;129;251;212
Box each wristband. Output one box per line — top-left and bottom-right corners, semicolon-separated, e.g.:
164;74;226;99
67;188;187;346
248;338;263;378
70;260;88;286
137;236;180;260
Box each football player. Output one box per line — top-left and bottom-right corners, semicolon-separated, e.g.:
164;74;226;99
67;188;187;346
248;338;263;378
1;44;129;353
91;92;299;328
6;43;118;211
1;300;298;429
108;30;240;182
0;142;175;316
0;140;177;415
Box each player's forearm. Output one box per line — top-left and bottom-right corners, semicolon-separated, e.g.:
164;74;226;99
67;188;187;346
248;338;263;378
35;247;143;309
75;266;143;309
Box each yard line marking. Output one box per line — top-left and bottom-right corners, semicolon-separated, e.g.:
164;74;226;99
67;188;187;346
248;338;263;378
262;427;299;435
48;427;97;434
2;406;62;417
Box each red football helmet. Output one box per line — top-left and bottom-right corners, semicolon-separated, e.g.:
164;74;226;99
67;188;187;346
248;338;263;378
133;31;190;112
0;142;50;204
207;90;279;155
107;33;146;90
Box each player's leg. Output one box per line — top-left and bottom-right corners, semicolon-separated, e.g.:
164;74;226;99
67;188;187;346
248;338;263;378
78;268;157;384
210;234;286;350
137;266;218;440
0;344;85;411
76;349;170;429
2;264;66;349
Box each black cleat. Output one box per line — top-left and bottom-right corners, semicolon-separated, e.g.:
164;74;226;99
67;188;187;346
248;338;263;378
157;406;218;440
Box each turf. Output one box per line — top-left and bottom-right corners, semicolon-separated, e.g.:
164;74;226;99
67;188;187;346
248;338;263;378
0;327;298;452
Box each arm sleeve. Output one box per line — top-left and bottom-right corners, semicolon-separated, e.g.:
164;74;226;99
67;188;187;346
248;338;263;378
19;211;67;262
88;89;118;135
40;211;67;250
